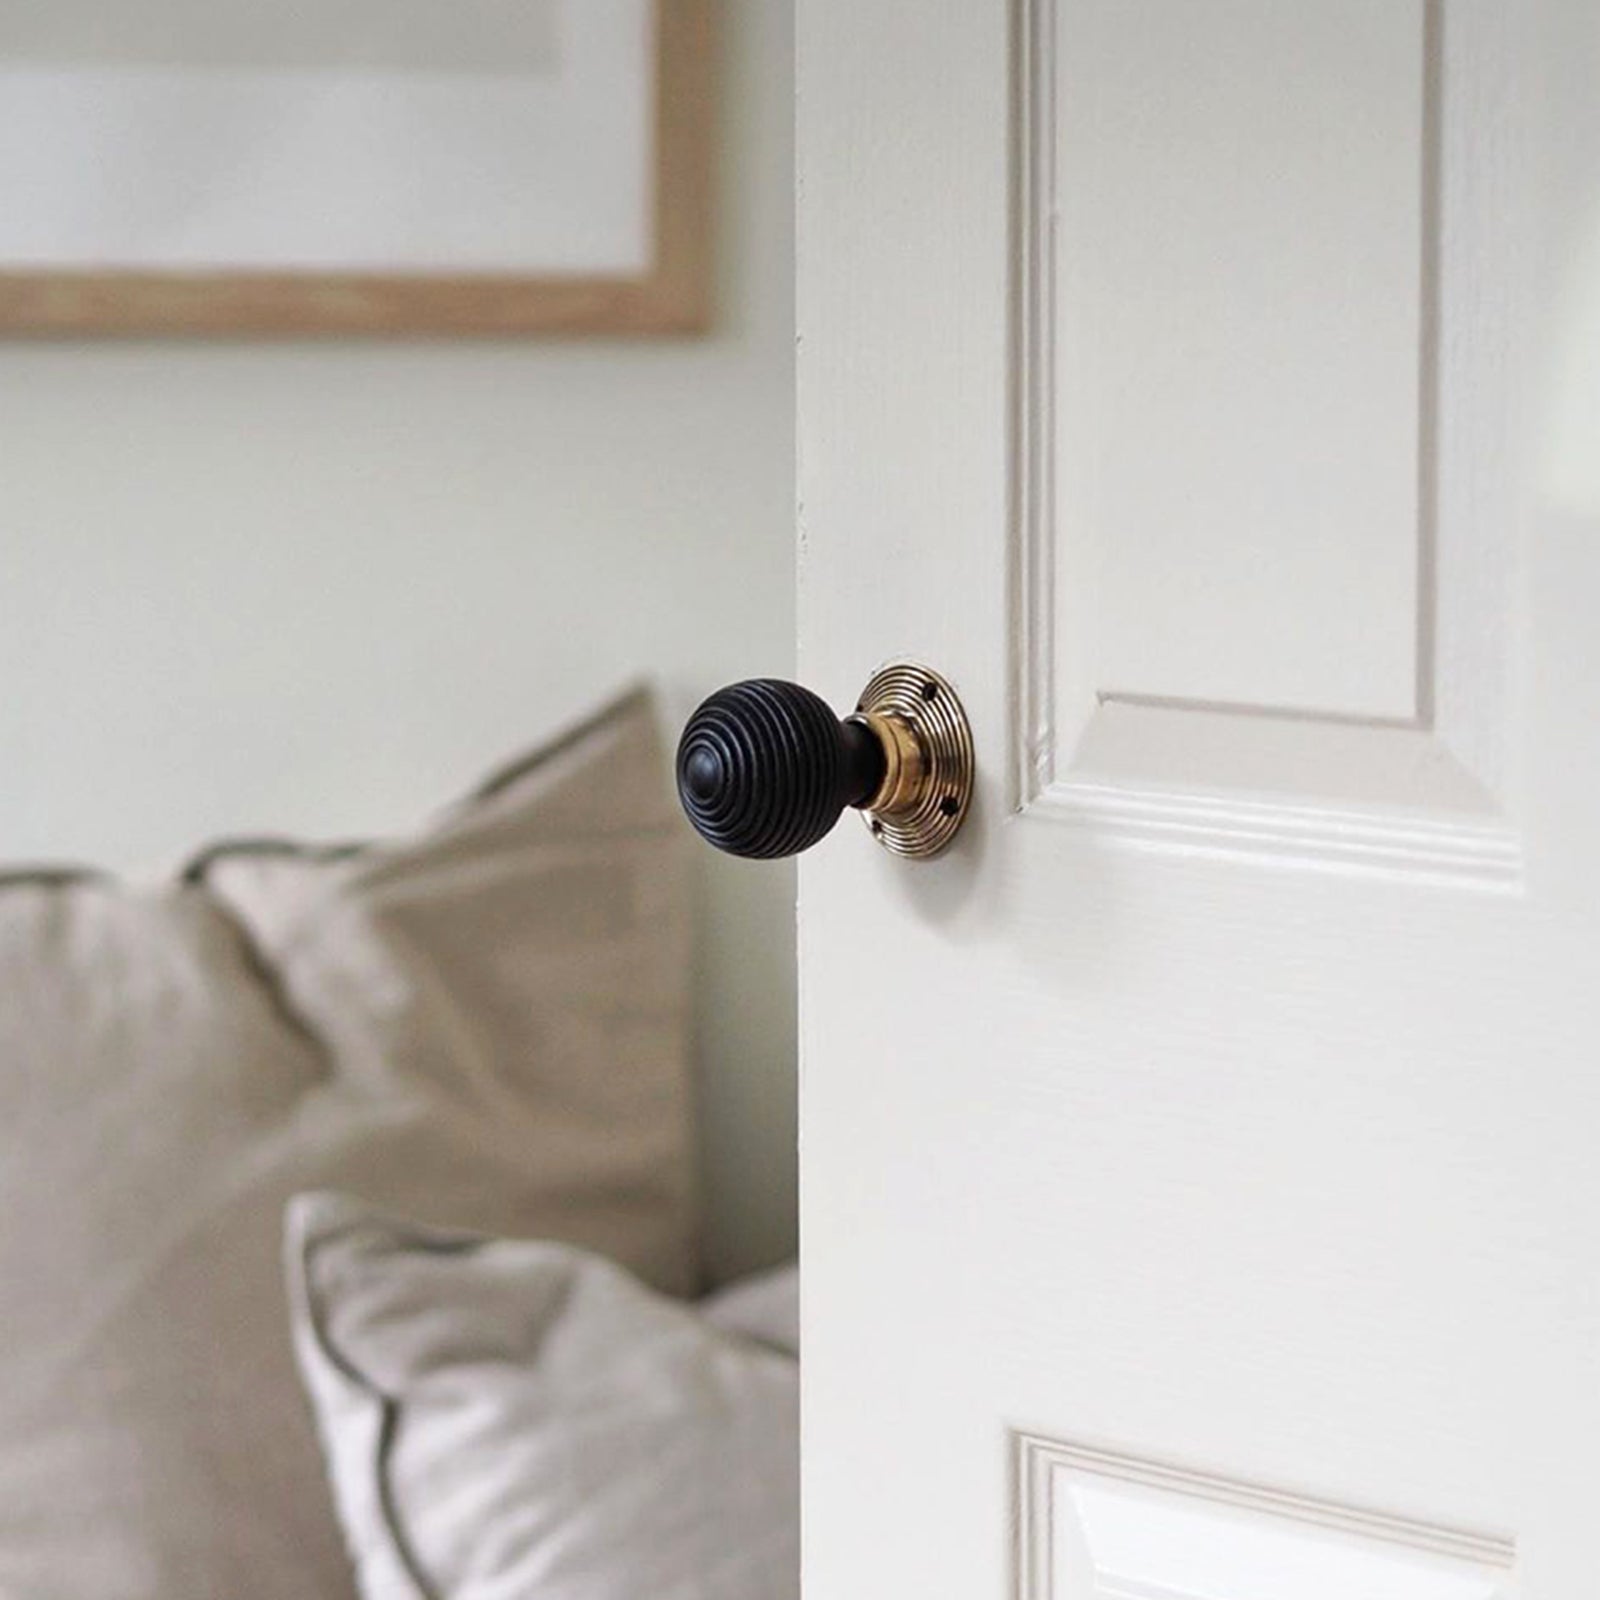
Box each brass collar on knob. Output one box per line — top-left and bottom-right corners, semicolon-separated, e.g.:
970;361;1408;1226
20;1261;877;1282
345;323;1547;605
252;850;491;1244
850;711;926;816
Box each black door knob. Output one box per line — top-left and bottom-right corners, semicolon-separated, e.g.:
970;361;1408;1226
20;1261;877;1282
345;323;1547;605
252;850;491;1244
676;663;975;861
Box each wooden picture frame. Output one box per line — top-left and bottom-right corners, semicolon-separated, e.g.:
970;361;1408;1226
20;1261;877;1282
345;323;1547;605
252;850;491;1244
0;0;712;338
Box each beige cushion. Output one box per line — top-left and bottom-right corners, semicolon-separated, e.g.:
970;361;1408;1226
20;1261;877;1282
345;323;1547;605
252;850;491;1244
287;1192;799;1600
0;688;695;1600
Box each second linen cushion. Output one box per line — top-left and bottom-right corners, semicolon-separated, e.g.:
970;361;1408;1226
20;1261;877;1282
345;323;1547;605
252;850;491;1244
287;1192;799;1600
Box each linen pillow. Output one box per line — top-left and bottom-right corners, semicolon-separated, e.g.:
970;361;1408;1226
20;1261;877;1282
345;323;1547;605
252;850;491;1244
0;688;695;1600
286;1192;799;1600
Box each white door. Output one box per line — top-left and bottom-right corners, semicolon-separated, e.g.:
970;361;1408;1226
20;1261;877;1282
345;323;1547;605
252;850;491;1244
797;3;1600;1597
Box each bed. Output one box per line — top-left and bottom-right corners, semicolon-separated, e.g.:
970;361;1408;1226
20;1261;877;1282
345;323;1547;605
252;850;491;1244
0;686;797;1600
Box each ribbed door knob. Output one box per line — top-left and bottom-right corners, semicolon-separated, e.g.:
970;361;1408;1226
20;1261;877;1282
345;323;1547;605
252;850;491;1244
676;665;975;861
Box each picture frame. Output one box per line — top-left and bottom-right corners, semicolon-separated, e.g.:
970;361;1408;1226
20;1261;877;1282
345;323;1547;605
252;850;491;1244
0;0;712;337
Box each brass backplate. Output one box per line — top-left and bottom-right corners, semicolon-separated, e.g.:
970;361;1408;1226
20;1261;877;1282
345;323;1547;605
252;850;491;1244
854;663;975;859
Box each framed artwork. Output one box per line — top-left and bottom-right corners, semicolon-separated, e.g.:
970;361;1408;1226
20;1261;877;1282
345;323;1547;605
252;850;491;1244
0;0;712;336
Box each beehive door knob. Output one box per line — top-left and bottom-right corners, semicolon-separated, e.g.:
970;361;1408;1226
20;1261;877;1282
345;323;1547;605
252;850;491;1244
676;664;974;861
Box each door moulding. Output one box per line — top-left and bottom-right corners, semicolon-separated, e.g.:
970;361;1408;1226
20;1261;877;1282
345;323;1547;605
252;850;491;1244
1014;1432;1519;1600
1010;0;1525;888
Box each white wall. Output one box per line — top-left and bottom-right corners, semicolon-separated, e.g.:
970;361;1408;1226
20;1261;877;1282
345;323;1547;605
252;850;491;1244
0;7;795;1282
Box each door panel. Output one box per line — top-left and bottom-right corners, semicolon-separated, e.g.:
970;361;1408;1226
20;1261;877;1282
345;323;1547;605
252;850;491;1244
1037;0;1520;878
1018;1436;1516;1600
799;1;1598;1597
1055;2;1426;723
